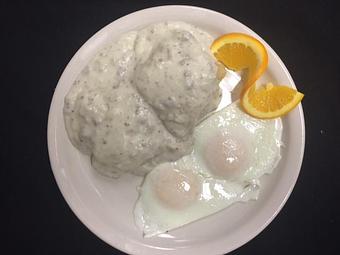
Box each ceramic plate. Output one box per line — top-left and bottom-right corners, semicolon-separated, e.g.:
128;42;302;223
48;5;305;255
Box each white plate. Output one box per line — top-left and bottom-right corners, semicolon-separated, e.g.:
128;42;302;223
48;5;305;255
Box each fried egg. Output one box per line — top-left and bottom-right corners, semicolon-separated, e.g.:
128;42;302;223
134;101;282;237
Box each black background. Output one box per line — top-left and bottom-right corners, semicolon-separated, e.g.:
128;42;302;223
4;0;340;254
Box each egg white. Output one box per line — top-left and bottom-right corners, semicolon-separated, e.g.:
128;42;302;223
134;101;282;237
184;101;283;180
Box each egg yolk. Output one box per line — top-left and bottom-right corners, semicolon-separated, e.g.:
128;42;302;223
204;134;249;180
151;166;201;210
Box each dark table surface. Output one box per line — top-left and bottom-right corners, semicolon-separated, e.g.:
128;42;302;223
4;0;340;254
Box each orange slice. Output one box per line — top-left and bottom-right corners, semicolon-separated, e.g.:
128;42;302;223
211;33;304;119
241;83;304;119
210;33;268;92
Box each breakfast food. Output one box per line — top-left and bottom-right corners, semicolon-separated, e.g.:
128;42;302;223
242;82;304;118
134;101;282;237
210;33;304;118
63;22;221;177
63;21;303;238
134;23;221;138
210;33;268;94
